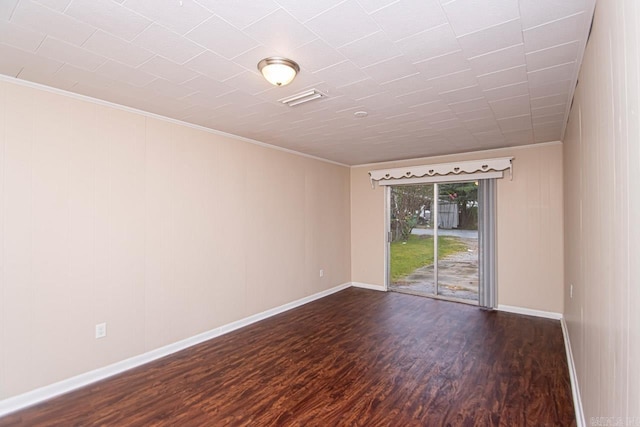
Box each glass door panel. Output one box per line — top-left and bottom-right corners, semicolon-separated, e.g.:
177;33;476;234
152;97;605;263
435;182;479;302
388;184;435;297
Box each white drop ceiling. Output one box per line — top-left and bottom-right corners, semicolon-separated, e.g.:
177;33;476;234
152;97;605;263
0;0;595;165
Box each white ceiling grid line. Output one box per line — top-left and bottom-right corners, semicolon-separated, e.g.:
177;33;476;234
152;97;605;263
0;0;595;165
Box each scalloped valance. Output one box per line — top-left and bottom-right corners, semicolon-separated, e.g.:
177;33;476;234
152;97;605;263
369;157;513;187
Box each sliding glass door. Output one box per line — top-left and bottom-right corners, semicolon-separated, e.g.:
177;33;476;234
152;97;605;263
388;181;481;304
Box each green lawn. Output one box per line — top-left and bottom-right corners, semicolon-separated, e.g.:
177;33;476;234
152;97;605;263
390;234;468;282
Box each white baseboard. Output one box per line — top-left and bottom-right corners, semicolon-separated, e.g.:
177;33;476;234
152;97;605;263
0;282;352;418
350;282;387;292
497;304;562;320
561;317;585;427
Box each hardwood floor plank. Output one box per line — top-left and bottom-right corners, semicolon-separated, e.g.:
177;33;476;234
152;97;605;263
0;288;575;426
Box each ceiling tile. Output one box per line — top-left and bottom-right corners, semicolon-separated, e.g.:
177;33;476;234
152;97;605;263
523;12;585;53
503;128;534;144
338;78;383;100
196;0;280;29
359;91;404;109
519;0;588;30
292;38;347;73
16;65;77;90
427;68;477;92
396;23;460;62
179;91;229;109
532;112;564;126
362;55;419;84
489;94;531;118
471;129;506;144
531;102;567;117
182;74;231;96
65;0;152;41
356;0;400;14
413;50;470;80
216;89;262;108
441;127;477;142
144;77;195;99
463;117;501;133
457;18;523;58
32;0;71;12
95;60;156;86
54;63;117;88
37;36;107;71
477;65;527;90
527;62;575;87
10;0;95;46
243;8;317;55
138;55;199;84
526;41;580;72
0;0;19;20
438;85;484;104
372;0;447;41
468;43;525;75
0;42;63;78
528;79;572;98
413;105;456;120
395;87;437;106
448;97;489;114
305;0;379;48
184;50;245;80
456;107;494;121
132;23;205;65
70;82;119;103
82;30;154;67
429;117;460;130
122;0;212;35
442;0;519;36
315;61;368;88
497;114;532;132
530;93;569;109
186;15;258;59
379;73;430;96
338;31;401;68
0;20;46;52
273;0;345;22
482;81;529;101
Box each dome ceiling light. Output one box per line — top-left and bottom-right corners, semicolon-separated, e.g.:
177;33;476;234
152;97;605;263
257;57;300;87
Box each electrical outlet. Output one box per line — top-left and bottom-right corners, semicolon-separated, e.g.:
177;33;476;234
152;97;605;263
95;322;107;339
319;269;324;278
570;284;574;299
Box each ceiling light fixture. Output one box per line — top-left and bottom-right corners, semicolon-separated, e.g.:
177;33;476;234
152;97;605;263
257;57;300;87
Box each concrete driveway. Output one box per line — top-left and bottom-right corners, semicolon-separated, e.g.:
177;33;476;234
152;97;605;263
411;227;477;239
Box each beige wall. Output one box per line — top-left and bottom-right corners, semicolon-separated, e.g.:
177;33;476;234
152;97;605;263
0;80;351;400
351;142;564;313
563;0;640;421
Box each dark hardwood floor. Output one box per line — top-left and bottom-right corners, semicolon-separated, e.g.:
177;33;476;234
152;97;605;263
0;288;575;426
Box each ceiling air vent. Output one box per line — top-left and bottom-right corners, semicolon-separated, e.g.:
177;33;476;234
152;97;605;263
279;89;326;107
